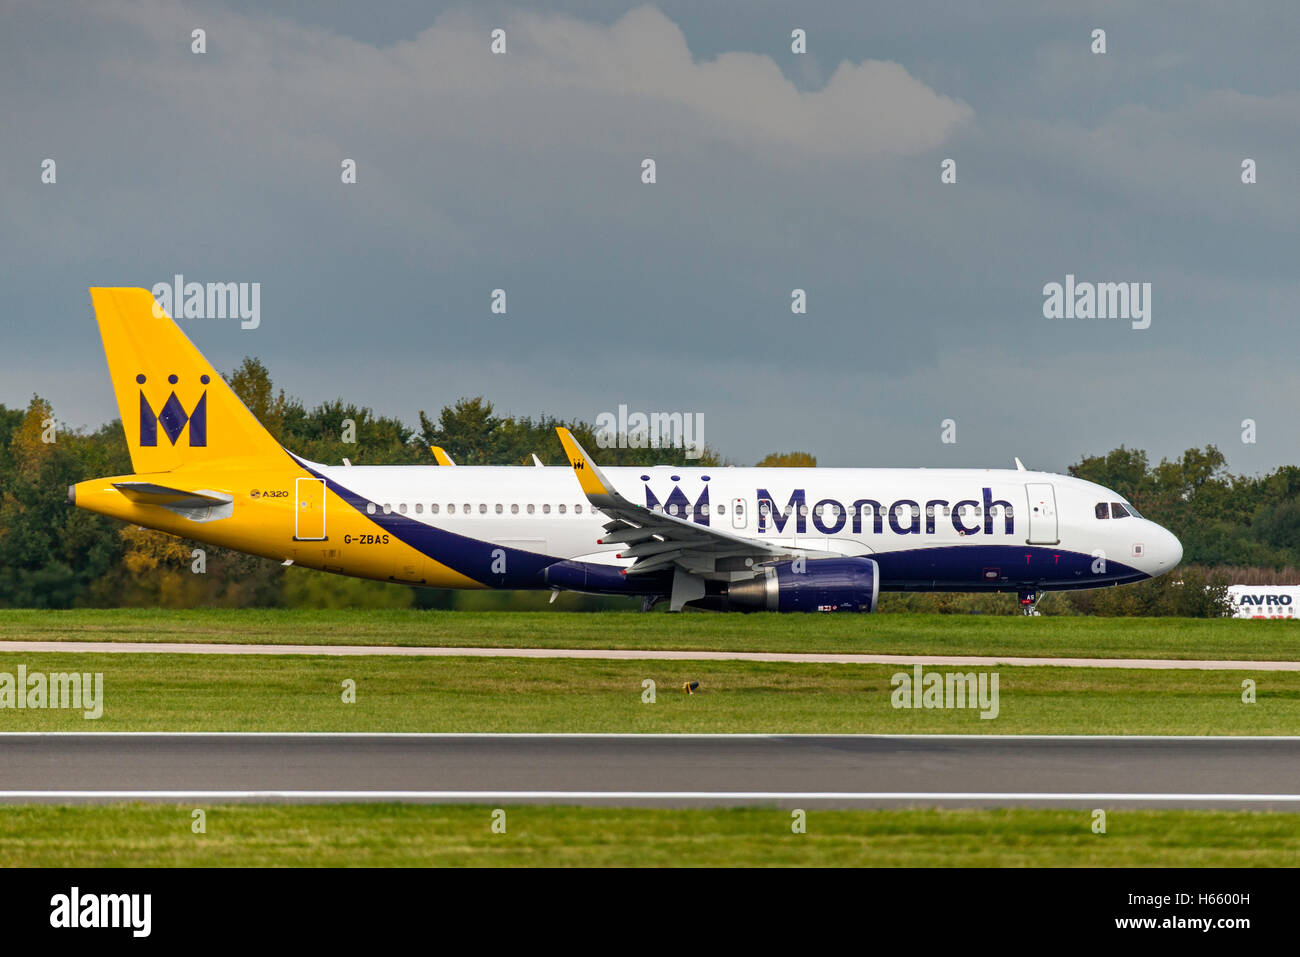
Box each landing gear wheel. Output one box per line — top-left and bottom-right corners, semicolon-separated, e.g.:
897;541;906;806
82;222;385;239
1018;590;1043;616
640;595;662;613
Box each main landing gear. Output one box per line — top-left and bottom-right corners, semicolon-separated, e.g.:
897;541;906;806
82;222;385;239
1019;590;1043;616
640;595;662;613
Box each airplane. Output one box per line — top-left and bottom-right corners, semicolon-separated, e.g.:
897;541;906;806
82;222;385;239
70;288;1183;615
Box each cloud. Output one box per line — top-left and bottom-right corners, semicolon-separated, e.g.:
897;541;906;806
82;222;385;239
70;2;972;159
489;6;973;156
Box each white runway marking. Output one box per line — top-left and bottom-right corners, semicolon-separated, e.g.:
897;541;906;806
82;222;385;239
1;790;1298;803
0;639;1296;670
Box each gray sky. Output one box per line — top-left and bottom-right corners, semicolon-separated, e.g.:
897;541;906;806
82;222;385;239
2;0;1297;472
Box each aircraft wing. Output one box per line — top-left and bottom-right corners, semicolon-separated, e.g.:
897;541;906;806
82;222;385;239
555;428;806;585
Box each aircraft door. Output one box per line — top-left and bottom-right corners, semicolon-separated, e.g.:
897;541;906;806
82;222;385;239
1025;483;1058;544
295;477;326;541
732;498;747;529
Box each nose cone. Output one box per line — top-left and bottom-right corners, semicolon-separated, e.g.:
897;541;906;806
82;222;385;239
1147;523;1183;576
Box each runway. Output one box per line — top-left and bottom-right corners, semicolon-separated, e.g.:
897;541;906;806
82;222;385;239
2;733;1298;809
1;640;1297;670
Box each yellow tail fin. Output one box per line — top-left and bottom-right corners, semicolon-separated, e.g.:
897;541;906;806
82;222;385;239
90;287;286;473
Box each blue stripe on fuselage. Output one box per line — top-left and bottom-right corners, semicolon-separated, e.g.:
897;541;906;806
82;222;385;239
295;458;561;588
870;543;1145;591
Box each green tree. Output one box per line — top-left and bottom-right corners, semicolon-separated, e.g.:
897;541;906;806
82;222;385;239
227;357;290;441
756;451;817;467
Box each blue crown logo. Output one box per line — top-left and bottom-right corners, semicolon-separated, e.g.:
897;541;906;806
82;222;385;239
137;373;207;447
643;474;709;525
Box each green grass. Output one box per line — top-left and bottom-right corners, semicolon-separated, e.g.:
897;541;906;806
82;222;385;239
0;652;1294;733
0;608;1298;661
1;804;1296;866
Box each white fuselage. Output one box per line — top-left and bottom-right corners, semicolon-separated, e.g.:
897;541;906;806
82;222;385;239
310;462;1182;592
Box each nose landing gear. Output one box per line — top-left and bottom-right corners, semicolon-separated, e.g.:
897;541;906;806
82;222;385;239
1019;590;1043;616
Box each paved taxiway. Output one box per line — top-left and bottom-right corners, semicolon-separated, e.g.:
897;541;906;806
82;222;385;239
1;733;1298;809
1;640;1297;670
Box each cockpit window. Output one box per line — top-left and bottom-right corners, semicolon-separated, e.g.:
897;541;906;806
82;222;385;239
1111;502;1130;518
1095;502;1109;519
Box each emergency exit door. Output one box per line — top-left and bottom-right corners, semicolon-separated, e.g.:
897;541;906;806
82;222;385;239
1025;483;1058;544
295;477;326;540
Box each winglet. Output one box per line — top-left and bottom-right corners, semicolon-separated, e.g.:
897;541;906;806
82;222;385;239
556;427;619;503
430;446;456;466
1014;457;1027;471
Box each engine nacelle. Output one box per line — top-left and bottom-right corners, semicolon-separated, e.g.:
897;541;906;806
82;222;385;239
725;557;879;613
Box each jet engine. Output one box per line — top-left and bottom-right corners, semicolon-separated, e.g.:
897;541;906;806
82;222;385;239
724;557;879;613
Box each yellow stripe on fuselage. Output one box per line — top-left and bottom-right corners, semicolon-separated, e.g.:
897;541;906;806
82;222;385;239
72;461;483;589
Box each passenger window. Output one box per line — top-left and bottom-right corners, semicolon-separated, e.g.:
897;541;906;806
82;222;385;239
479;504;488;514
736;503;744;515
558;504;566;514
382;504;392;514
431;504;439;514
1095;502;1109;519
527;504;535;514
448;504;456;515
511;504;519;514
399;504;408;515
717;504;725;515
366;503;376;515
495;504;503;514
543;504;551;514
415;504;423;515
575;504;583;514
463;503;471;514
1111;502;1130;518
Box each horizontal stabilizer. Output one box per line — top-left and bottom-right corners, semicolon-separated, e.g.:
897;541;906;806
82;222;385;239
113;482;233;510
